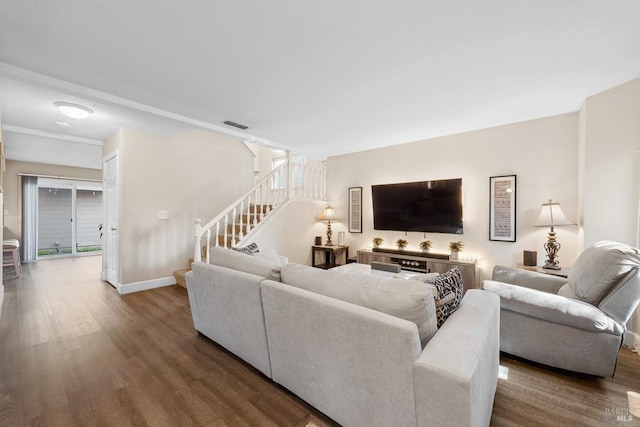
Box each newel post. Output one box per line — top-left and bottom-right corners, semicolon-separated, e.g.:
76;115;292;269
194;218;202;263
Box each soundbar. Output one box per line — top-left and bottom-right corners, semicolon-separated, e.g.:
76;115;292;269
371;261;402;273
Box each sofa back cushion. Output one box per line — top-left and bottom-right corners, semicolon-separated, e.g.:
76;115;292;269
569;241;640;305
209;246;282;281
281;263;438;347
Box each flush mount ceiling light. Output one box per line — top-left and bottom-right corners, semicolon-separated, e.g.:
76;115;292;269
53;101;94;119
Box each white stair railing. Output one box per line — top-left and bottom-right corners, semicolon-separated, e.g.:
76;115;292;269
193;155;326;263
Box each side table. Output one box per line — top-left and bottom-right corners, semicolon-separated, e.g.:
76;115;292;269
312;245;349;269
516;264;570;279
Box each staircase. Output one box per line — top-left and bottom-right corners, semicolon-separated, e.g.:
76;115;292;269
194;155;326;264
173;154;326;287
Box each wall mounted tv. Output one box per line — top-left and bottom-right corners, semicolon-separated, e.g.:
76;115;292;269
371;178;463;234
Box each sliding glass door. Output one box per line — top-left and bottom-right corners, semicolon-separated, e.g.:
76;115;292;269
37;178;102;258
37;185;73;256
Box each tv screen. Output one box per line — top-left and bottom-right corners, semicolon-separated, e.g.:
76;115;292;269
372;178;463;234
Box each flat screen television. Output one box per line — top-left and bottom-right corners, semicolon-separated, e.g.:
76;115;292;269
371;178;463;234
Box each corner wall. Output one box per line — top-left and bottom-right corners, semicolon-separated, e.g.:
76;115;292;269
579;78;640;346
106;128;255;285
326;113;580;280
581;78;640;248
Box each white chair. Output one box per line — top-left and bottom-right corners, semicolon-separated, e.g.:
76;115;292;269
3;239;22;278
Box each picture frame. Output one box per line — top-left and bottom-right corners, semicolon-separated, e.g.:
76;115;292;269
489;175;517;242
348;187;363;233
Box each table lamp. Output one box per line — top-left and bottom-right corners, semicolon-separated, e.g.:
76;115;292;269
321;205;337;246
532;199;575;270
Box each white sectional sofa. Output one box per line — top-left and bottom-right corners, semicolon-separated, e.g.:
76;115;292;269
186;247;500;427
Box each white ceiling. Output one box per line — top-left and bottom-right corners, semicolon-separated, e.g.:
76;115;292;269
1;1;639;169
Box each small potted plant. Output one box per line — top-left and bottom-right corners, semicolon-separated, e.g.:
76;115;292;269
449;241;464;259
396;238;408;250
372;237;383;248
418;240;432;252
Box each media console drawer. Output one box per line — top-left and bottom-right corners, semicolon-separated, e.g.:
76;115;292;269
356;249;479;291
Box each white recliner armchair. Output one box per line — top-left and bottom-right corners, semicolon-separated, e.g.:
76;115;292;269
482;241;640;377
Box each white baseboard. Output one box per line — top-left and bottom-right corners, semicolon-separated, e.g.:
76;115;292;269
624;330;640;352
117;276;176;295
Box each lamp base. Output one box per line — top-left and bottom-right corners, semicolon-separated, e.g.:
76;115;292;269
325;221;333;246
543;229;561;271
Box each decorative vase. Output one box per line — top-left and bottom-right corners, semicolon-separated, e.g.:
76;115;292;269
450;251;459;260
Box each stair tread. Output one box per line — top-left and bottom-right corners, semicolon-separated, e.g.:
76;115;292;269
173;268;190;288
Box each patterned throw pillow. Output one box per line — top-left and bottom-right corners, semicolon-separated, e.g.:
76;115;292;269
232;242;259;255
430;267;463;327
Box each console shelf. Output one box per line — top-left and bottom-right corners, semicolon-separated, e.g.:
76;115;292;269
372;247;450;259
357;249;479;291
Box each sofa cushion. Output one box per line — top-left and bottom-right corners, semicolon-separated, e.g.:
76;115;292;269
209;246;281;281
281;263;438;347
428;267;463;327
568;241;640;305
253;247;287;265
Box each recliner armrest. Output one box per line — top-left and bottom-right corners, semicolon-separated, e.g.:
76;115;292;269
491;265;567;294
482;280;622;335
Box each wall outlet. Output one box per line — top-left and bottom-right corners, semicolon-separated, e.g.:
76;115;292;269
158;210;168;220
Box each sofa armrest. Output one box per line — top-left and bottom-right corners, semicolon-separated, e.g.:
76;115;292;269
491;265;567;294
483;280;621;334
261;280;422;427
413;290;500;427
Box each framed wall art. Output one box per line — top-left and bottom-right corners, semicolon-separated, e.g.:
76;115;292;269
489;175;517;242
348;187;363;233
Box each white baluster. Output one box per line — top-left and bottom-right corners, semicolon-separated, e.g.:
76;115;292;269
239;201;244;239
215;222;220;247
258;183;269;221
322;163;327;199
223;214;229;248
254;189;259;227
206;229;211;263
246;194;252;233
193;218;202;262
231;207;237;245
314;168;319;199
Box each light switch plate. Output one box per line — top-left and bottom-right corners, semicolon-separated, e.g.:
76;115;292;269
158;210;168;220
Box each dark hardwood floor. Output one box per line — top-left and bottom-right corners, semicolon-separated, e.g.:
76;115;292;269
1;257;640;426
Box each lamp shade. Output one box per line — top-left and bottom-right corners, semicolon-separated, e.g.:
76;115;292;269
532;199;574;227
321;205;336;221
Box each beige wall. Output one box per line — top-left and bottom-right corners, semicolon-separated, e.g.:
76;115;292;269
3;160;102;241
106;128;255;284
326;113;580;281
579;78;640;343
581;78;640;248
251;200;328;265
